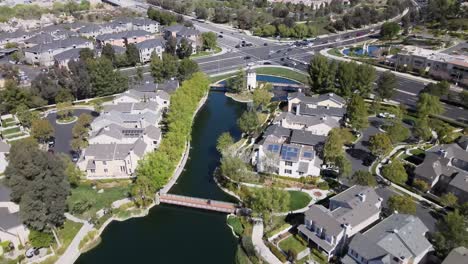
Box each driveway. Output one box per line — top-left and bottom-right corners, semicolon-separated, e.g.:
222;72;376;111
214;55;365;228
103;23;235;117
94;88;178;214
45;109;95;159
346;117;383;173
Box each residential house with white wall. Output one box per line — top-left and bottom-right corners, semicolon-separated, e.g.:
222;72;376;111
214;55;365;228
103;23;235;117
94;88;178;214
273;112;340;136
298;185;383;260
341;214;433;264
95;30;153;48
288;92;346;121
24;37;93;66
135;37;165;63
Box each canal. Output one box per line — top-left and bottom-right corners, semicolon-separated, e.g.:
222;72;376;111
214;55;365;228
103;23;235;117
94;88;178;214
76;92;246;263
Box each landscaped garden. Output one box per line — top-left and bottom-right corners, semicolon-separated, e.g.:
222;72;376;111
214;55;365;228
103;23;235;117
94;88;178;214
287;191;312;211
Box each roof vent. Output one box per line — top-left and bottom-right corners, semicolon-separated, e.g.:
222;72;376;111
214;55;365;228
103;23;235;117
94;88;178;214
393;229;399;234
358;193;366;202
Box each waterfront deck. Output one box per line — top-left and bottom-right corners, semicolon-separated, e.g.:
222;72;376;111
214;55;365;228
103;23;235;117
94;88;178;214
159;193;237;214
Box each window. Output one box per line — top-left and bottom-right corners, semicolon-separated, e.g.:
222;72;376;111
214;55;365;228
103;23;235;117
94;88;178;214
153;141;158;144
285;161;293;166
299;172;304;176
104;169;108;173
90;169;95;173
284;169;292;174
120;166;125;172
103;161;107;165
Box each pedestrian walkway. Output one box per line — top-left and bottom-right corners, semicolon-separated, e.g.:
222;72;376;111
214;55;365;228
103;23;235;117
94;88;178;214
55;222;94;264
252;220;282;264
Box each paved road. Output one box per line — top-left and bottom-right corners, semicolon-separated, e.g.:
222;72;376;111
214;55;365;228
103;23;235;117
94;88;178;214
252;221;282;264
45;109;95;158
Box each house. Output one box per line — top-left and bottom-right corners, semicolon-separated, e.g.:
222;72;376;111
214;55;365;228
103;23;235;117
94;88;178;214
133;79;179;94
0;185;29;249
53;48;83;68
95;30;152;48
0;30;37;48
78;139;148;179
288;92;346;121
78;89;169;179
164;25;201;47
134;37;165;63
298;185;383;260
114;17;160;33
268;0;350;10
442;247;468;264
0;142;9;174
24;37;93;66
273;112;340;136
414;137;468;202
341;214;433;264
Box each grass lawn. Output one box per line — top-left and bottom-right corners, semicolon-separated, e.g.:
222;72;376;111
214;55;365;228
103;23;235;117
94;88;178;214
255;67;308;84
328;48;343;57
278;235;308;255
67;184;131;219
1;126;20;135
191;46;222;58
56;220;83;251
4;132;27;139
409;148;425;156
227;215;244;237
288;191;312;211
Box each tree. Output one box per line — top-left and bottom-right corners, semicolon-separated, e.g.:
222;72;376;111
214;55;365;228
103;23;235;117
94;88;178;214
347;95;369;131
323;128;345;163
55;89;74;103
150;52;164;83
376;71;397;100
101;43;115;63
162;53;178;79
440;192;458;208
5;140;69;231
178;58;199;81
335;154;352;178
387;195;417;214
92;100;103;113
31;119;54;143
414;117;432;141
176;38;193;59
165;36;177;55
201;32;217;51
87;57;128;97
422;81;450;97
352;171;377;186
380;22;400;39
220;154;248;182
15;104;39;128
29;230;54;248
227;68;246;93
252;87;271;110
386;121;410;143
56;102;73;121
417;93;444;117
413;179;430;192
355;64;376;97
131;175;155;206
68;59;91;99
382;160;408;185
238;110;259;134
213;7;230;23
217;132;234;153
369;133;392;157
125;43;140;66
135;66;144;84
195;6;208;19
11;50;24;63
63;156;83;187
434;210;468;257
308;54;330;93
31;73;60;104
245;187;290;223
336;61;356;97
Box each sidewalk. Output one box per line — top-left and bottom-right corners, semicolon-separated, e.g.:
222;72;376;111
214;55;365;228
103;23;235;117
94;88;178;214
55;222;94;264
252;220;282;264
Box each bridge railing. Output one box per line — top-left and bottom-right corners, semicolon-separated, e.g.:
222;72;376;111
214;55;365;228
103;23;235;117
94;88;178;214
160;193;238;207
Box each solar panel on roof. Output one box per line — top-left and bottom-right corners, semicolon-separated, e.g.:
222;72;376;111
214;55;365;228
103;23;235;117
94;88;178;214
303;152;313;158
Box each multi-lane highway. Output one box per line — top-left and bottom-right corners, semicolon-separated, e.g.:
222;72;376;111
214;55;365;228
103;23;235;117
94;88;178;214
122;0;467;124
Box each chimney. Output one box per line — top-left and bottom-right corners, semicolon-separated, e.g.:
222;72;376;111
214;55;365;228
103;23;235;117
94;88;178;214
298;88;302;93
104;126;110;131
358;193;366;202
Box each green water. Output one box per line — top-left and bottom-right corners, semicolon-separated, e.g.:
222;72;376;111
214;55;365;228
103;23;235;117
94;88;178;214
76;92;245;263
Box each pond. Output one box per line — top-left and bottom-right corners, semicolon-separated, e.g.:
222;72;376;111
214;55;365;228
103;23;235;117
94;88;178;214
342;45;381;57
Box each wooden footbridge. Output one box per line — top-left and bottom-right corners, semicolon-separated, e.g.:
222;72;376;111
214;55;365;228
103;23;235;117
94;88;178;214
158;193;238;214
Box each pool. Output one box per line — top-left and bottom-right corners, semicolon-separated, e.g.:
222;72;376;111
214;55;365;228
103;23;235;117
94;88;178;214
342;45;381;57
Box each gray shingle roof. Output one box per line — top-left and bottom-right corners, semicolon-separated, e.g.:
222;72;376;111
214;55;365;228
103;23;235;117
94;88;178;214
25;37;90;53
304;204;343;236
274;112;340;128
351;214;433;262
448;172;468;193
297;102;346;118
96;30;151;42
134;37;165;50
0;142;10;153
290;130;326;146
288;92;346;106
54;48;83;62
263;124;291;139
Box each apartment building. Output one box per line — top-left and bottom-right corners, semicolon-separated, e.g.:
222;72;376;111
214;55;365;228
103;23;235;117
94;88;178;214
395;46;468;86
134;37;165;63
298;185;383;260
95;30;153;48
24;37;93;66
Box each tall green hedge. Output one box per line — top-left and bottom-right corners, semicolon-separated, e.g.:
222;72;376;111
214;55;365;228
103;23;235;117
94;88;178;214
136;73;210;191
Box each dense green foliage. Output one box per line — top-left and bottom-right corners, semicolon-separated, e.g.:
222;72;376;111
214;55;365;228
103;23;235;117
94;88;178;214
434;210;468;257
376;71;397;100
5;140;70;231
135;73;210;201
347;95;369;131
29;230;54;248
382;160;408;185
369;133;393;157
380;22;401;39
217;132;234;153
351;171;377;187
387;195;416;214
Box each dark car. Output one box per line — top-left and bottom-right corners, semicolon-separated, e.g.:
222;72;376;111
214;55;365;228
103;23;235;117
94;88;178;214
72;152;80;162
245;43;253;47
263;62;272;65
263;42;268;46
280;57;285;61
220;31;223;34
48;138;55;148
218;35;223;38
235;44;240;48
244;56;251;60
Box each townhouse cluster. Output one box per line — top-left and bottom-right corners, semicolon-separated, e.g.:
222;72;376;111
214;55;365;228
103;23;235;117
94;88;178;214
0;17;202;67
77;81;176;179
253;92;346;178
299;185;434;263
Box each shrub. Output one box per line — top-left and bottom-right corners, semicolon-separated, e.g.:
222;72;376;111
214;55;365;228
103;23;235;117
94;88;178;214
241;236;256;258
266;242;288;262
413;179;429;192
29;230;54;248
317;181;329;190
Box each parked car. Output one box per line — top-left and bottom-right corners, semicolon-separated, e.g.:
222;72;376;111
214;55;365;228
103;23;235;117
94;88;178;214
244;56;251;60
263;42;268;46
235;44;240;48
218;35;223;38
72;152;80;162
